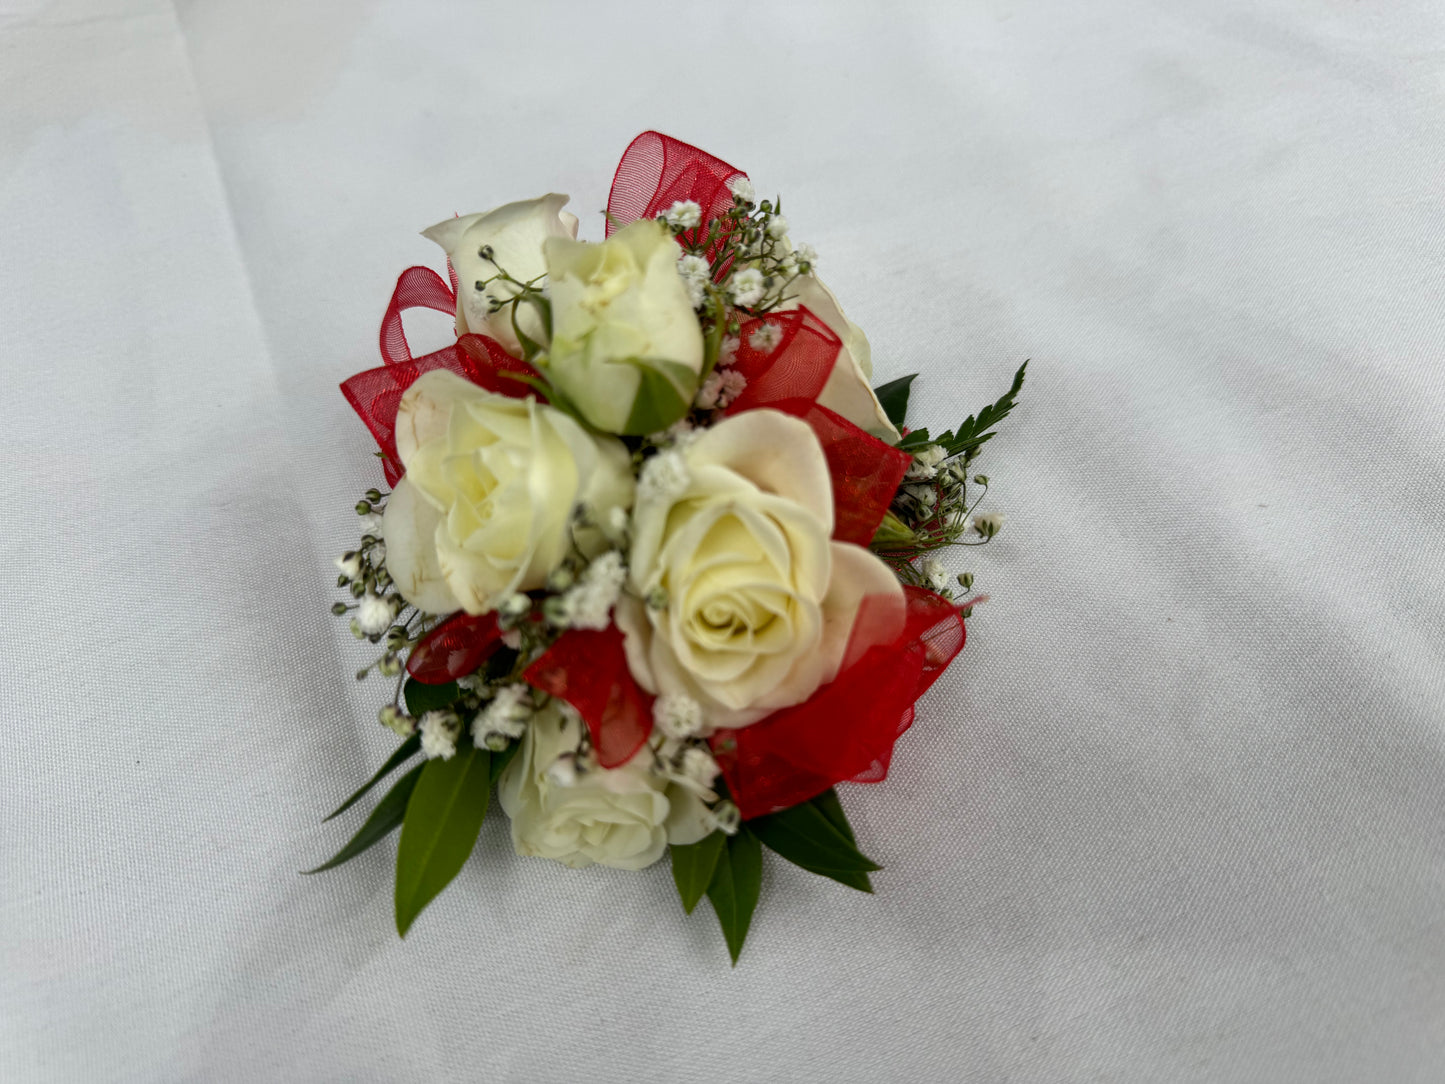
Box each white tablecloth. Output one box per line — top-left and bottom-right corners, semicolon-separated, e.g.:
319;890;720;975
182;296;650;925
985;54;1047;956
5;1;1444;1080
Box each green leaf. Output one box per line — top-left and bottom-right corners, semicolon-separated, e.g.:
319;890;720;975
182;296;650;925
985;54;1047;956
809;788;858;846
619;357;698;435
873;374;917;428
303;764;422;875
394;745;492;937
896;427;932;451
671;830;726;915
706;827;763;966
403;679;460;717
937;360;1028;459
748;792;880;893
323;733;421;822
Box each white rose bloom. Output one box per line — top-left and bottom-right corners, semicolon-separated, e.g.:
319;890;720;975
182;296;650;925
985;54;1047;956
498;702;711;870
617;410;905;730
542;219;705;435
422;194;579;358
776;274;900;443
382;370;634;616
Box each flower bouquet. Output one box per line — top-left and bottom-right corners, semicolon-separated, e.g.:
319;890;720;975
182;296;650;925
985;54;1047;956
311;132;1026;963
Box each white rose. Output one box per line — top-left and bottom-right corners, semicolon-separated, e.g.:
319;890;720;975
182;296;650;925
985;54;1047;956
616;410;905;730
542;219;705;434
498;703;711;870
422;194;579;358
776;274;899;443
382;370;633;616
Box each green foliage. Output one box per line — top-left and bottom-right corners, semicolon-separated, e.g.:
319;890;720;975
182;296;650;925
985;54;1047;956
323;733;420;822
620;357;699;435
873;374;918;429
906;361;1027;460
304;764;422;875
706;827;763;966
403;679;460;717
670;831;727;915
394;745;492;937
747;789;880;893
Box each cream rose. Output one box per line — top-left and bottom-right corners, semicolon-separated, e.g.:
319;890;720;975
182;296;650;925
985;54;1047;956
779;274;900;443
382;370;633;616
542;219;705;435
497;703;711;870
616;410;905;730
422;194;579;358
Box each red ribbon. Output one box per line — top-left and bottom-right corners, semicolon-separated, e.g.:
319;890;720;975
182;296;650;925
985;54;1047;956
406;611;504;685
711;587;967;819
522;626;654;769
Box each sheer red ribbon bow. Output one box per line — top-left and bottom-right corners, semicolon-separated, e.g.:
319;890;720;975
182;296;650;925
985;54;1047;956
344;132;966;814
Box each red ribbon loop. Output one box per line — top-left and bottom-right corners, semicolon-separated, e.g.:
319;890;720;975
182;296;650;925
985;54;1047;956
712;587;966;819
522;626;655;769
380;265;457;367
607;130;746;256
344;267;544;485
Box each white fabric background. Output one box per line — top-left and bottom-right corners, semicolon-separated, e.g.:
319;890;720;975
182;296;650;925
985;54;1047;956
4;0;1444;1080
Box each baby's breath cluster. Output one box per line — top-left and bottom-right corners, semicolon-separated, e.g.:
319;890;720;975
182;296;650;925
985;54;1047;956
659;179;816;325
872;446;1005;603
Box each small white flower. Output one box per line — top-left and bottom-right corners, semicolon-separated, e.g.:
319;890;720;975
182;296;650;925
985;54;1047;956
728;176;756;203
499;593;531;618
906;444;947;481
679;746;720;787
707;800;741;836
748;321;782;353
676;252;711;308
457;674;486;693
378;705;415;737
418;710;460;760
795;242;818;266
905;484;938;509
921;557;950;592
974;512;1005;538
356;593;396;635
335;552;362;579
653;693;705;739
500;627;523;650
727;267;766;308
659;199;702;229
557;550;628;630
767;215;789;239
716;335;740;368
359;513;384;538
607;506;630;537
472;683;534;744
638;449;692;504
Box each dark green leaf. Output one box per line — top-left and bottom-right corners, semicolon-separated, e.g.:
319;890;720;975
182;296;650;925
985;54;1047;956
809;788;857;846
303;764;422;875
323;733;421;822
620;357;698;435
706;827;763;966
938;360;1028;459
896;428;931;451
394;745;492;937
873;374;917;428
488;739;520;787
671;830;726;915
404;679;460;717
748;793;880;893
